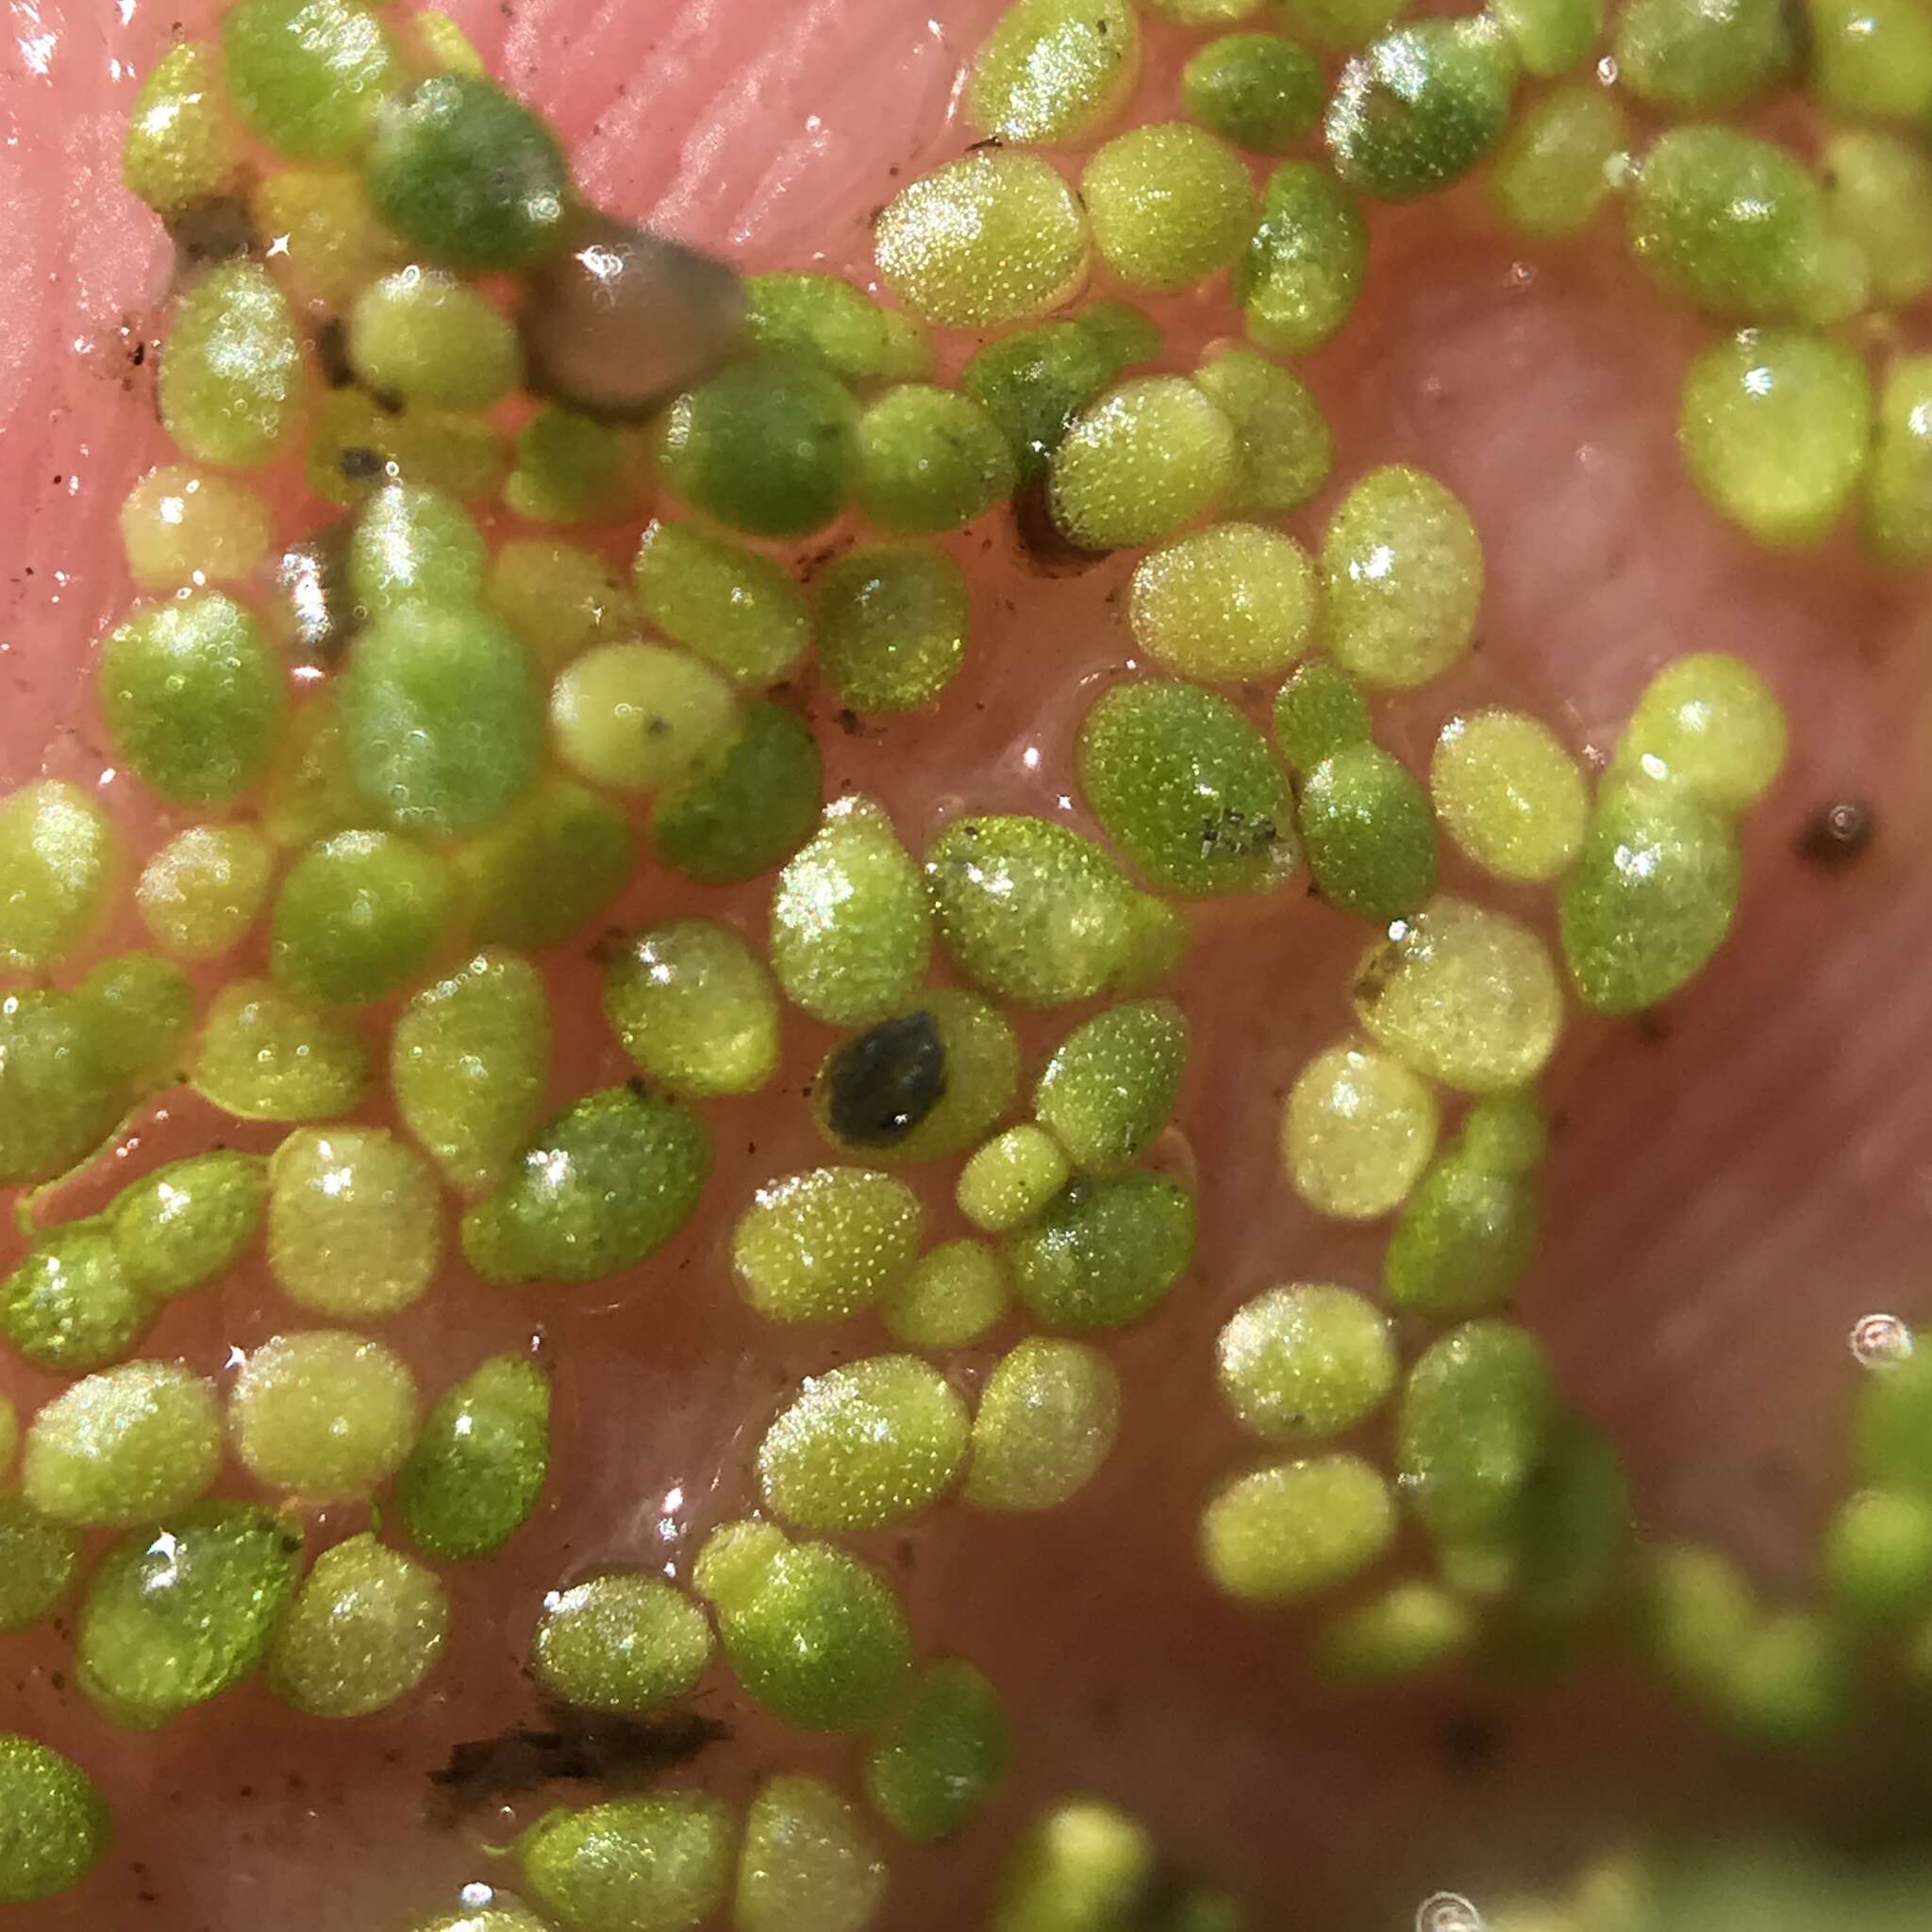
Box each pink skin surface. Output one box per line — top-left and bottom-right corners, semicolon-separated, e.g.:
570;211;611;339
4;2;1932;1927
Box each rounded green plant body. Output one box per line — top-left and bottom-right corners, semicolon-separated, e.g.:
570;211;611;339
924;814;1148;1007
1823;1488;1932;1626
2;1222;152;1374
1200;1454;1396;1601
159;261;301;469
1382;1141;1542;1319
341;602;542;840
1808;0;1932;119
964;1338;1122;1509
110;1149;267;1300
99;593;286;806
1315;1581;1475;1686
123;40;240;215
1004;1174;1195;1330
121;465;273;594
874;152;1091;329
398;1354;551;1560
1866;356;1932;569
1491;0;1603;74
1282;1041;1439;1221
22;1361;221;1528
532;1573;713;1714
391;949;549;1197
269;829;454;1006
817;546;972;712
742;271;933;381
1613;653;1787;814
517;1794;734;1932
1273;658;1371;771
856;389;1014;536
1215;1284;1395;1442
772;797;931;1027
1077;680;1293;897
461;1086;711;1288
1431;708;1587;881
961;323;1117;489
78;951;193;1089
269;1534;448;1717
1611;0;1797;111
1626;129;1828;318
0;779;118;974
1048;376;1239;551
1236;159;1366;353
1129;525;1321;680
549;642;738;794
733;1167;923;1324
1081;124;1258;292
231;1331;418;1500
0;1498;81;1634
1824;135;1932;315
0;1736;110;1904
989;1799;1155;1932
1489;84;1626;238
816;991;1020;1164
1035;999;1189;1174
365;74;569;270
758;1355;971;1531
136;822;273;961
632;520;808;688
489;539;637;677
603;919;778;1098
957;1124;1074;1233
697;1529;912;1731
192;978;370;1121
266;1125;442;1318
461;778;637;947
1854;1343;1932;1496
505;406;650;526
1397;1318;1556;1550
659;357;860;539
651;701;823;885
1678;328;1873;549
1191;355;1334;515
0;991;127;1188
77;1500;304;1728
863;1658;1012;1844
1183;33;1324;152
1324;20;1516;203
347;482;489;622
1557;780;1742;1013
221;0;396;160
349;269;521;410
967;0;1141;143
1352;897;1564;1092
881;1240;1011;1347
1322;465;1482;689
736;1774;886;1932
1297;743;1439;924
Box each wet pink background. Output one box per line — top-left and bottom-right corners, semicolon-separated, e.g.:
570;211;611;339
4;2;1932;1928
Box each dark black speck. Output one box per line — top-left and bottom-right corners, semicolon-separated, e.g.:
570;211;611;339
338;446;385;482
1796;797;1874;872
825;1009;947;1148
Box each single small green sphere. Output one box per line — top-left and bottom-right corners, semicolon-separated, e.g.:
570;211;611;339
532;1572;713;1714
0;1736;111;1904
364;74;571;270
1080;123;1259;292
1215;1283;1395;1442
1200;1455;1396;1601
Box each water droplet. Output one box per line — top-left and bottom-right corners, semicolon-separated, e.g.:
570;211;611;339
459;1881;494;1907
1596;53;1620;84
1852;1312;1913;1369
1418;1895;1485;1932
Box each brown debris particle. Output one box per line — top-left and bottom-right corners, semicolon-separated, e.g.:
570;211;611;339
1795;798;1874;872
